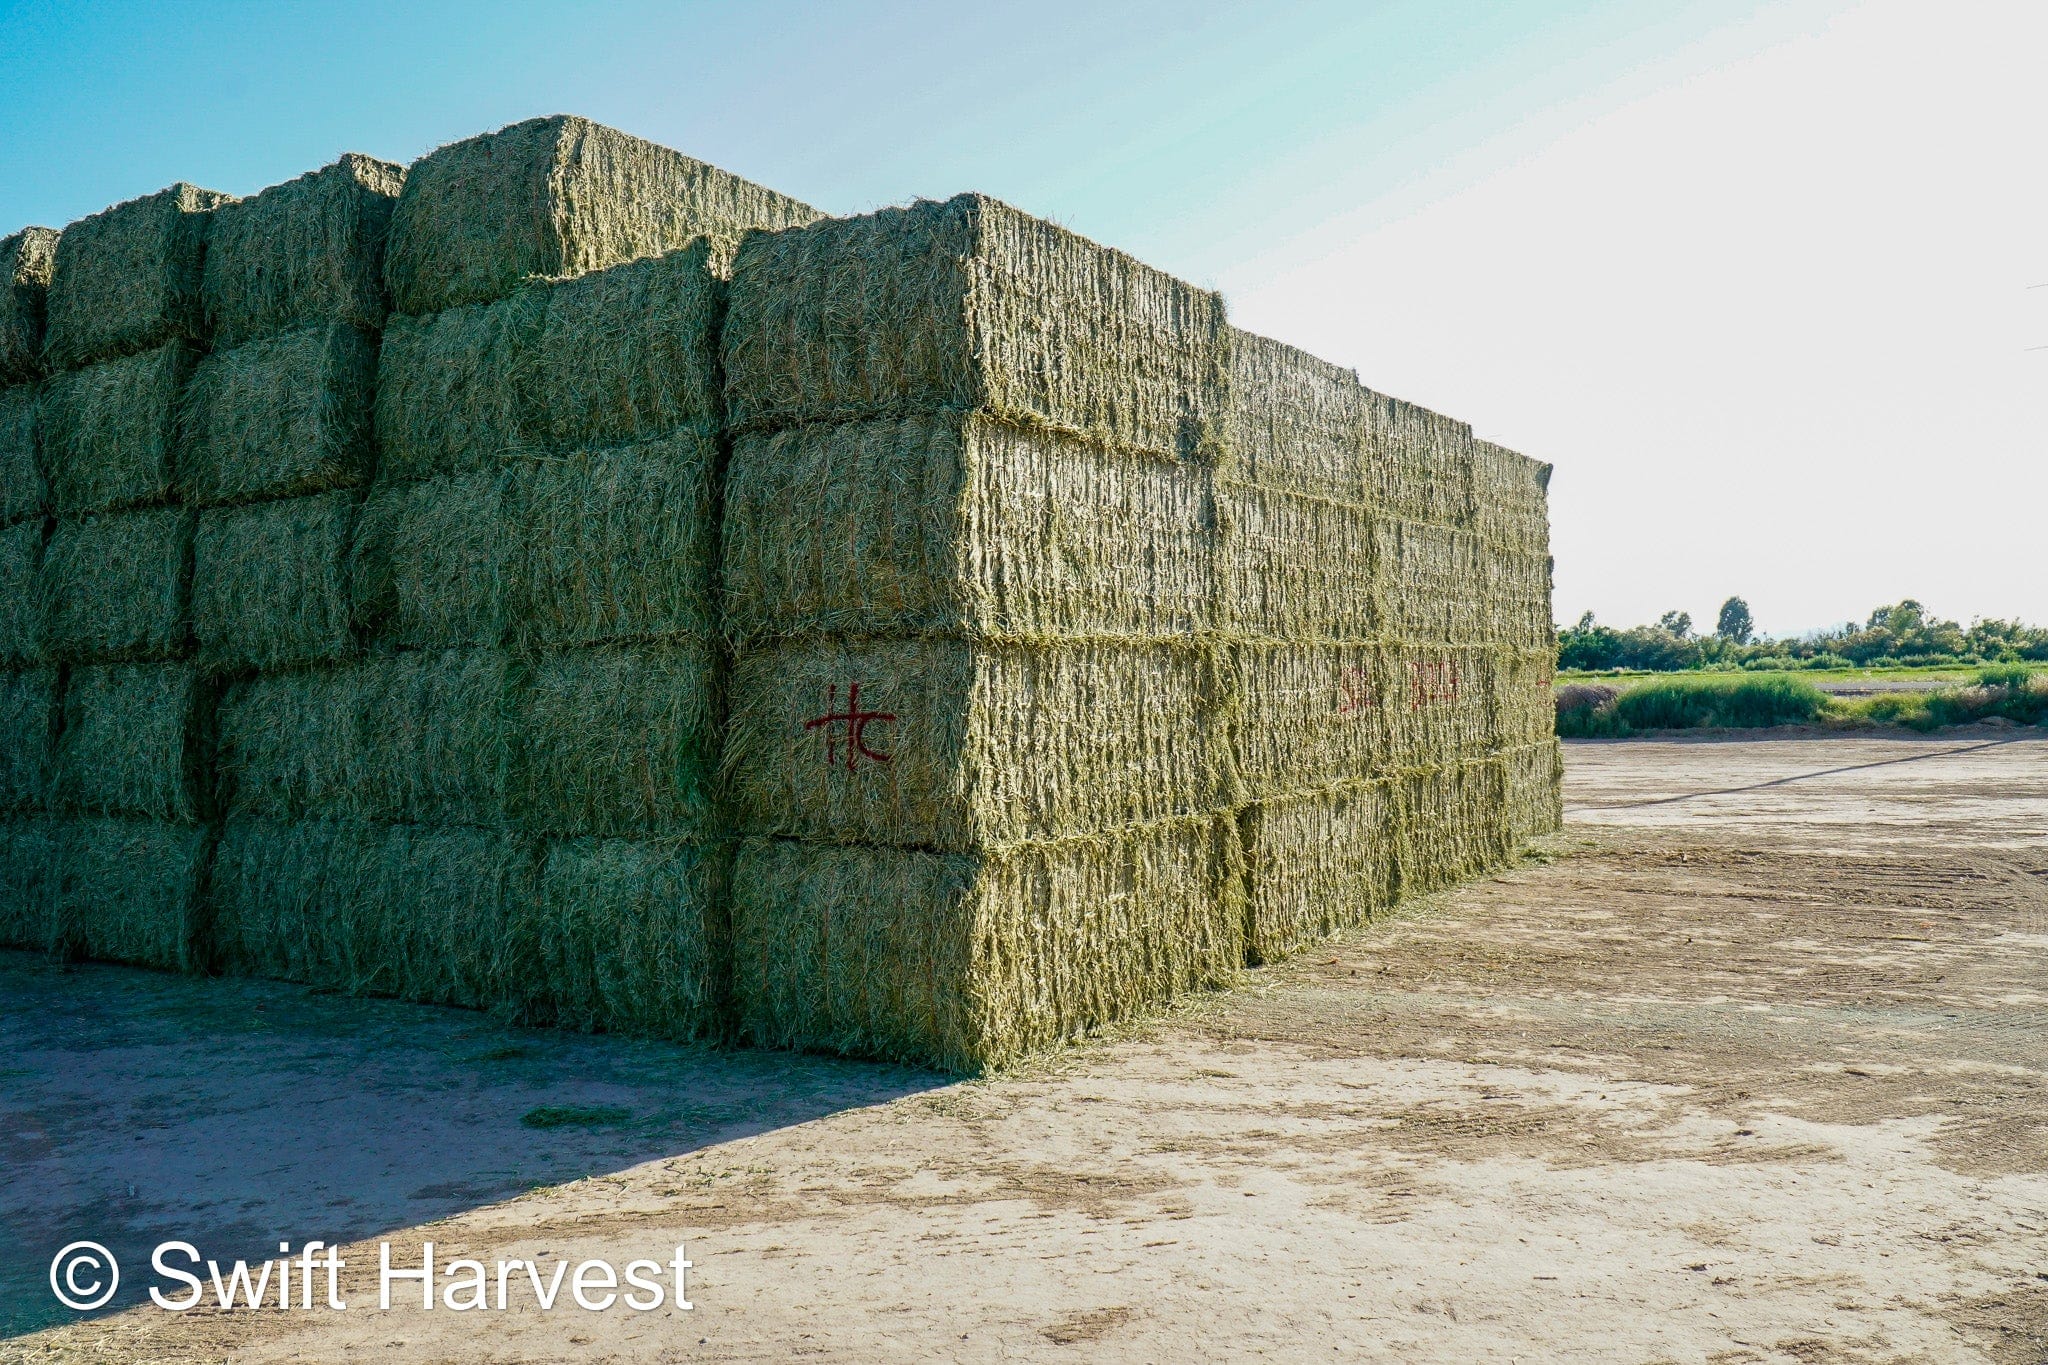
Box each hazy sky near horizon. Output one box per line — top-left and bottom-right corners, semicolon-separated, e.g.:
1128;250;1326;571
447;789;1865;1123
3;0;2040;638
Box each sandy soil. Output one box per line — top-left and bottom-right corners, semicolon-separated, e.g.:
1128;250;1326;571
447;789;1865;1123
4;730;2044;1363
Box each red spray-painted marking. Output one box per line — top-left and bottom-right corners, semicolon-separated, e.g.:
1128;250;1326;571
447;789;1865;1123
804;682;896;770
1408;660;1461;710
1336;666;1377;716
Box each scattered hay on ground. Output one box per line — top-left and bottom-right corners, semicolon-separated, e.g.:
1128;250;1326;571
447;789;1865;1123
43;184;232;370
179;324;377;506
193;490;357;671
40;342;194;514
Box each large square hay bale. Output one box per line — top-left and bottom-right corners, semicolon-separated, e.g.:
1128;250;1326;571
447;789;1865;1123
193;491;356;671
0;667;60;810
731;816;1242;1072
505;430;718;649
1490;647;1556;753
726;636;1227;850
0;816;61;949
724;194;1230;457
1365;392;1473;528
201;154;405;349
372;290;543;482
723;414;1214;646
1467;439;1551;551
349;470;505;649
53;662;210;821
534;836;731;1038
179;324;376;505
210;818;537;1013
356;649;508;825
0;516;42;664
56;816;213;970
1500;739;1564;843
1379;644;1502;771
0;382;42;524
1216;482;1382;640
44;184;233;370
507;641;720;838
40;507;192;662
1221;640;1387;801
216;665;360;819
384;114;817;316
1392;757;1511;894
1239;780;1395;964
41;342;193;514
1224;328;1367;501
1;227;59;384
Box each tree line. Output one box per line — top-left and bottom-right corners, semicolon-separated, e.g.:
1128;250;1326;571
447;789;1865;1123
1557;598;2048;672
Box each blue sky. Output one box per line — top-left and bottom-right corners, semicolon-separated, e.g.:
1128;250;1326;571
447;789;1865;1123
4;0;2042;634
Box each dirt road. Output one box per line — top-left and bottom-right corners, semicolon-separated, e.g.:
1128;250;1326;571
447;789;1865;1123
5;731;2045;1363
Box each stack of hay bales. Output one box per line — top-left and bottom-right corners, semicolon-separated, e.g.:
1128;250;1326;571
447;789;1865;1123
720;195;1249;1072
31;185;234;968
209;116;817;1037
0;228;61;950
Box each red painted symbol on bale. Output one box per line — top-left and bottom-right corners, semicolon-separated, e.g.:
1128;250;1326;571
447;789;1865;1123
805;682;896;770
1337;666;1376;716
1409;660;1460;709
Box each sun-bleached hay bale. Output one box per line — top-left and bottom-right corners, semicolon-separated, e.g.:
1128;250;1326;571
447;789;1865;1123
732;815;1242;1072
722;413;1215;647
1215;482;1382;640
1490;647;1557;753
0;518;41;664
0;383;43;524
44;184;233;370
724;194;1231;457
1365;391;1472;528
725;636;1228;851
52;662;210;821
55;816;214;970
210;818;537;1014
193;491;355;671
535;836;731;1038
1;227;60;384
215;665;360;820
0;816;60;949
40;342;194;514
40;507;191;662
201;154;405;349
350;471;505;650
179;323;376;506
1239;780;1395;964
1223;328;1367;501
384;114;817;317
0;668;59;810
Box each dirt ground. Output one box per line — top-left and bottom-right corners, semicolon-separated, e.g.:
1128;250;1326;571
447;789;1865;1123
4;730;2044;1363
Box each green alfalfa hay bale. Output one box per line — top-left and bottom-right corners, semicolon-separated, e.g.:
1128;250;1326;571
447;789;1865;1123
179;324;377;506
731;814;1243;1073
356;648;509;826
1379;518;1548;648
201;154;405;350
1392;756;1513;895
40;342;194;514
384;114;817;318
1378;644;1505;771
1215;481;1382;641
210;818;540;1015
722;413;1216;648
724;194;1231;459
55;816;214;970
1223;327;1368;502
1365;390;1473;529
1;227;60;384
1466;439;1551;550
193;491;356;671
350;470;505;650
724;635;1228;851
0;382;43;524
1238;779;1395;965
1490;646;1558;753
215;665;361;819
505;430;719;650
44;184;234;370
52;662;211;821
1220;640;1388;802
40;507;192;663
372;288;543;482
0;516;42;665
0;815;60;949
508;640;721;838
1500;739;1564;842
0;667;60;810
532;836;732;1039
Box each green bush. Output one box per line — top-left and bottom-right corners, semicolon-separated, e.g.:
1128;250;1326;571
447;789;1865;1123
1611;675;1826;731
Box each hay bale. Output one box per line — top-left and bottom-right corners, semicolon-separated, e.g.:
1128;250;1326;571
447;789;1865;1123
179;324;377;506
1239;780;1395;964
193;491;356;671
0;382;42;524
722;413;1215;647
349;470;505;649
505;430;719;649
1379;518;1551;648
53;662;210;821
210;818;538;1013
1220;640;1388;801
1223;327;1367;501
508;641;720;838
201;154;405;349
372;290;542;481
40;507;192;662
731;815;1242;1072
1490;647;1557;753
724;194;1230;457
1467;439;1551;549
41;342;193;514
0;668;60;810
0;227;59;384
533;836;731;1038
55;816;213;970
725;636;1227;851
1216;482;1381;641
0;816;60;949
215;665;360;819
0;517;42;664
1392;757;1510;894
1365;391;1473;528
384;114;817;317
1501;739;1564;843
357;649;508;826
44;184;233;370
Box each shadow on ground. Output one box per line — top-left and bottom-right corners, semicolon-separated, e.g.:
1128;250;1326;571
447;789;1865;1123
0;952;940;1338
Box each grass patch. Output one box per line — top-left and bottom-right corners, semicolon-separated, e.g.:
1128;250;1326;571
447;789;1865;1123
1559;667;2047;735
520;1104;631;1130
